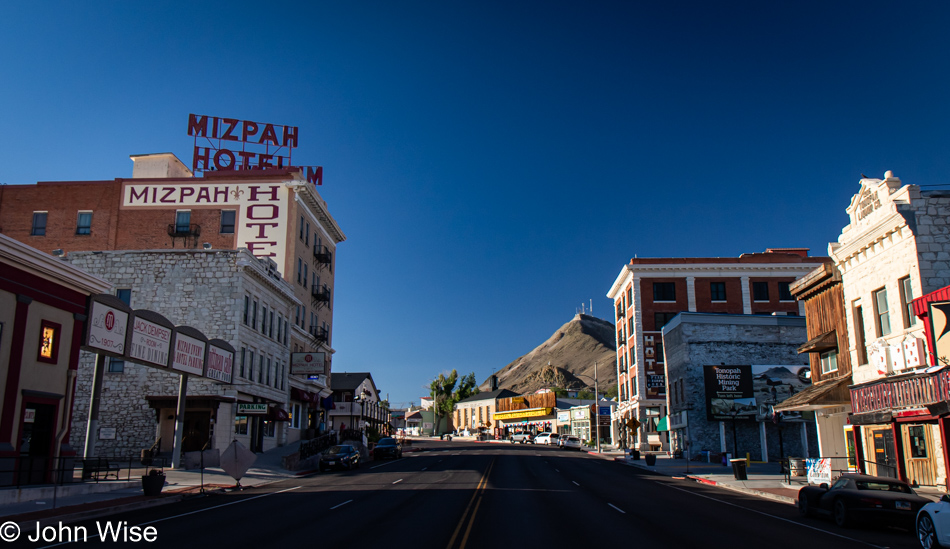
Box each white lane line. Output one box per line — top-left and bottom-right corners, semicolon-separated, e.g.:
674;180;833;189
331;499;354;510
393;479;403;484
371;458;404;469
422;467;428;471
572;481;580;486
608;503;625;514
37;486;303;548
661;483;887;549
555;469;560;473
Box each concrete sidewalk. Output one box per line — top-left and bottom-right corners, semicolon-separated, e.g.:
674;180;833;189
0;441;306;530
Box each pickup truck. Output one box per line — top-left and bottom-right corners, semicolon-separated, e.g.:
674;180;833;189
509;432;534;444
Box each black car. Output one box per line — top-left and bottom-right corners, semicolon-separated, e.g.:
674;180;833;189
373;437;403;460
798;473;931;528
319;445;361;472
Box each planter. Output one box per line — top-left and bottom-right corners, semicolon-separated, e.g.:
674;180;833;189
142;473;166;496
645;454;657;466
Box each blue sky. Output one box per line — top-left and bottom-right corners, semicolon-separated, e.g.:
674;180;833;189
3;2;950;407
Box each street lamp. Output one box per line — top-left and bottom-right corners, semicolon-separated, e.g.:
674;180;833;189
573;362;601;453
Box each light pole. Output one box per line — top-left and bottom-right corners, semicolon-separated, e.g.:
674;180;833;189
573;362;601;453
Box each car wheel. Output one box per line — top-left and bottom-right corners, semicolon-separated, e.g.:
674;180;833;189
798;495;811;517
833;499;850;528
354;460;360;469
918;513;941;549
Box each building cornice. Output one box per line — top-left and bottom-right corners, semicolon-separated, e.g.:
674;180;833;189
831;210;910;266
288;181;346;244
0;234;111;295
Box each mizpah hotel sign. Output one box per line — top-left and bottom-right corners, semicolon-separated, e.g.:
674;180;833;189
121;113;324;271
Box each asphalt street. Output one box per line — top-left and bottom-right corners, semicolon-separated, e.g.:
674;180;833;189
8;440;922;549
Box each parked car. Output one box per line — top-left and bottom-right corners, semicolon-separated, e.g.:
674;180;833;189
917;494;950;548
509;431;534;444
319;445;361;472
798;473;929;529
535;432;559;445
373;437;402;460
560;436;582;450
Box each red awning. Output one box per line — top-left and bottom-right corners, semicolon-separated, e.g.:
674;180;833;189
267;406;291;421
291;388;319;405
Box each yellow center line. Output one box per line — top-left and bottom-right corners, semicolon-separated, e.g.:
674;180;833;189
446;458;495;549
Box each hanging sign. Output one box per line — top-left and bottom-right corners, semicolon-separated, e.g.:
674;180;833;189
171;331;206;376
127;311;173;368
83;295;132;358
206;339;235;384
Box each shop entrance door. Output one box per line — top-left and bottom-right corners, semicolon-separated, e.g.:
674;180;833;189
868;428;898;478
182;412;211;452
18;404;56;485
902;424;937;486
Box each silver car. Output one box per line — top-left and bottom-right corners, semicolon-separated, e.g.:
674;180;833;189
560;436;582;450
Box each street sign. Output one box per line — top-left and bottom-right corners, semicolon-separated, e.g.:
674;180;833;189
599;406;610;416
237;403;267;415
598;415;610;426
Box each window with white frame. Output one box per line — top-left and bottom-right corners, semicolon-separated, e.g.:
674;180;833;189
820;350;838;374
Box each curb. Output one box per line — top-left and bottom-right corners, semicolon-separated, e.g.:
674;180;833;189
619;459;797;506
15;494;186;533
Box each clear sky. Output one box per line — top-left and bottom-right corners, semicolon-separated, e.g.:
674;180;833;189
3;2;950;407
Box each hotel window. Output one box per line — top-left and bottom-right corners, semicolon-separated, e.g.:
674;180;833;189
258;353;264;383
653;282;675;302
266;357;271;385
779;281;793;301
303;264;308;287
243;296;250;325
752;282;769;301
276;315;282;342
252;300;258;328
261;305;268;333
305;222;310;246
269;311;275;338
31;212;47;236
297;258;302;284
820;350;838;374
300;216;305;240
654;312;677;330
175;210;191;233
76;211;92;235
853;303;868;364
710;282;726;301
240;347;246;378
37;320;61;363
220;210;236;234
655;341;664;363
899;276;916;328
873;287;891;336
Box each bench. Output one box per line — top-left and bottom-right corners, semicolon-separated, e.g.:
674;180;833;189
81;458;121;481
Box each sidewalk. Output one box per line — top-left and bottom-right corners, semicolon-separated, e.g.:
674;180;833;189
612;453;947;505
0;441;305;531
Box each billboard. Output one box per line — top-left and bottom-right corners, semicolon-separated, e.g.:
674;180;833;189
703;364;810;421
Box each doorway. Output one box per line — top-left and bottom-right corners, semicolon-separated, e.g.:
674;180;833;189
18;403;57;485
865;427;898;478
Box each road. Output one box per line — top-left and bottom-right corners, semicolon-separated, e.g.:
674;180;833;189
16;439;921;548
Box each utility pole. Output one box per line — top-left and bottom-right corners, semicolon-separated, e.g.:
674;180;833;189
595;361;600;454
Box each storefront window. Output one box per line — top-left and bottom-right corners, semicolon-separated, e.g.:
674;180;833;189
264;420;276;437
845;427;856;468
909;425;928;458
235;416;248;435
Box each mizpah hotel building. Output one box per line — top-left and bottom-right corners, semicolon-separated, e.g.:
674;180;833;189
0;149;345;457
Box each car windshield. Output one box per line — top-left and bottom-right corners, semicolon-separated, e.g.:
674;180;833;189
856;480;912;493
326;445;351;455
377;438;396;447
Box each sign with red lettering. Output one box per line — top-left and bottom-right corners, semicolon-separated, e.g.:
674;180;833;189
291;352;326;375
171;333;206;376
86;300;129;357
129;318;171;368
206;344;234;384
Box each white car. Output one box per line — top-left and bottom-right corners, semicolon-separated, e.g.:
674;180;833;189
560;436;582;450
535;432;558;445
917;494;950;549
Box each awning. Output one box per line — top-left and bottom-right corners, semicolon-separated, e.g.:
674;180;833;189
656;416;669;432
291;387;319;405
797;330;838;354
773;376;851;412
267;406;291;421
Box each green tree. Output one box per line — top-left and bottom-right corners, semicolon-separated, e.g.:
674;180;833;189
429;370;479;434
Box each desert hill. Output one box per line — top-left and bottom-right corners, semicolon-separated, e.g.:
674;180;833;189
481;314;617;394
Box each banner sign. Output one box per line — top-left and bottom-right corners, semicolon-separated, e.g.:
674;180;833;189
171;332;206;376
806;458;832;485
291;352;326;375
494;408;553;421
237;403;268;415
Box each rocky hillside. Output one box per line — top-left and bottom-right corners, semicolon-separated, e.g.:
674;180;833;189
481;314;617;394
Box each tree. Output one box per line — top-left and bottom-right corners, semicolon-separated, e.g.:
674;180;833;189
429;370;480;434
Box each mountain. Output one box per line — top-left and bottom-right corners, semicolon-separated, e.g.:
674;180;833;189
481;314;617;394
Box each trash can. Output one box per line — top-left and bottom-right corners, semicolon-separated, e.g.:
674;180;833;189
629;450;640;461
645;453;657;466
729;458;748;480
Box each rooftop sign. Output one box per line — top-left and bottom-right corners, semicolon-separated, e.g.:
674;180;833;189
187;114;322;185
